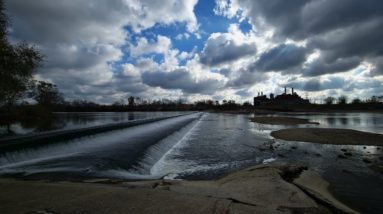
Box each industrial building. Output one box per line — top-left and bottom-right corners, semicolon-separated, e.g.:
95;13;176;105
253;87;309;106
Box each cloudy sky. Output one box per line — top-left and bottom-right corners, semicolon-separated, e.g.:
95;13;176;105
5;0;383;103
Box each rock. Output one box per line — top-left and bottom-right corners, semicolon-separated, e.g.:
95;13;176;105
341;149;348;152
369;164;383;174
314;153;322;157
82;178;111;183
344;152;352;156
0;179;233;214
338;154;347;159
0;165;359;214
166;165;317;210
293;170;359;214
122;180;162;189
362;158;372;164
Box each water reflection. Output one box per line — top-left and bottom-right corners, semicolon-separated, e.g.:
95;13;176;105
276;112;383;133
0;112;187;137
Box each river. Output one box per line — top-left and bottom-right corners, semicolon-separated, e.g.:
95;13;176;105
0;111;382;213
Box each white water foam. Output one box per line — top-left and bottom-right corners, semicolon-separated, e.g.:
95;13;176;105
262;157;277;164
149;113;206;177
126;113;205;178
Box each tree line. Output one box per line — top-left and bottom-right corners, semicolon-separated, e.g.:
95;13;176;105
323;95;382;105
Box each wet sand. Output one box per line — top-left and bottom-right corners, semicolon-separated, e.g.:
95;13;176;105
0;165;357;214
271;128;383;146
251;116;319;125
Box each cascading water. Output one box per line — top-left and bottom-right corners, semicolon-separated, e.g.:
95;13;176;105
0;113;203;179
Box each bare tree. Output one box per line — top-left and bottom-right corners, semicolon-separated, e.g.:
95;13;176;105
337;96;347;105
34;81;64;107
0;0;42;108
324;96;335;105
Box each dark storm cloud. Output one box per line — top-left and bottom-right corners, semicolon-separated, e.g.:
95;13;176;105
301;0;383;38
309;20;383;62
6;0;128;44
303;57;361;77
232;0;383;76
237;0;309;39
370;58;383;76
287;77;345;92
141;69;223;94
239;0;383;40
226;68;267;88
199;34;256;66
216;68;231;77
255;44;307;72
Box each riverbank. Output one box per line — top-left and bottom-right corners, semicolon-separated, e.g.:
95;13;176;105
0;164;357;214
271;128;383;146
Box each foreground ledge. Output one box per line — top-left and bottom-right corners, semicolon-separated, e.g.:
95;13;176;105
271;128;383;146
0;165;358;214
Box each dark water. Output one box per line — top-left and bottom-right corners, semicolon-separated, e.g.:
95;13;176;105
0;111;185;137
0;112;382;213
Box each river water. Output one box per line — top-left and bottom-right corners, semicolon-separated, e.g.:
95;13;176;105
0;112;382;213
0;111;185;137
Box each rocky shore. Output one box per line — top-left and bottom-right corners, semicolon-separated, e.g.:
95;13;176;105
0;164;358;214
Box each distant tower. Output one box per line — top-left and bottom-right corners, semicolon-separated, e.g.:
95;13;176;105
292;88;294;94
284;87;287;94
270;93;274;99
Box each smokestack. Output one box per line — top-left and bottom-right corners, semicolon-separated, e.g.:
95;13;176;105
292;88;294;94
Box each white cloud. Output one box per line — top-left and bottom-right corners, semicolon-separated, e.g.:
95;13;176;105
6;0;200;102
199;24;257;67
122;63;140;77
130;35;172;57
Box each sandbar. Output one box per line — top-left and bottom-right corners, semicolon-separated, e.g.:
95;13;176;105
271;128;383;146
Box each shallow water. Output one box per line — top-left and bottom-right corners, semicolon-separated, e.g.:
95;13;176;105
0;112;382;213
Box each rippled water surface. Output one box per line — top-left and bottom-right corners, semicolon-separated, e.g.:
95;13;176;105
0;112;382;213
